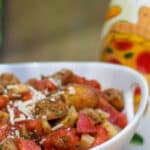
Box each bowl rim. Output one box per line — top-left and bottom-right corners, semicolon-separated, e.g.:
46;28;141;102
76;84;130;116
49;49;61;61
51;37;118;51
0;61;148;149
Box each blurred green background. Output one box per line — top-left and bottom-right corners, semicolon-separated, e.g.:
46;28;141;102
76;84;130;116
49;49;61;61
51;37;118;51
3;0;108;62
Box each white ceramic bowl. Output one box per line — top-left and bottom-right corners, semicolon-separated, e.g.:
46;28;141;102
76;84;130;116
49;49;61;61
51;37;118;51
0;62;148;150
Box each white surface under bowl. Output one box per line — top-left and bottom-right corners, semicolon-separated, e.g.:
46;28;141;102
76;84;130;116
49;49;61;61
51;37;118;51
0;62;148;150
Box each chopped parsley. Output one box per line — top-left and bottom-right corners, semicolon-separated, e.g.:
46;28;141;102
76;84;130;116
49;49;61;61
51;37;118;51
62;136;68;143
21;134;30;139
56;110;63;116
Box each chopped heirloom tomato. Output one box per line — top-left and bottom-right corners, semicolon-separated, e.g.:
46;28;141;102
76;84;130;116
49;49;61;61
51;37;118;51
25;119;43;134
0;122;10;142
0;96;9;109
34;79;56;92
77;113;96;134
99;97;127;128
87;80;101;90
16;138;41;150
70;75;87;84
114;113;128;129
17;119;43;137
43;128;79;150
70;75;101;90
22;91;33;101
92;126;109;146
13;107;22;118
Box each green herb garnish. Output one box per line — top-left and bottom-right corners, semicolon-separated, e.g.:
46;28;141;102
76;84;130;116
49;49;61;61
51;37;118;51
21;134;30;139
62;136;68;143
130;133;144;145
56;110;63;116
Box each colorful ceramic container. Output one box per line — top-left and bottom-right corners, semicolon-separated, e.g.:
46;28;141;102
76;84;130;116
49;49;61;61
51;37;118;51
100;0;150;88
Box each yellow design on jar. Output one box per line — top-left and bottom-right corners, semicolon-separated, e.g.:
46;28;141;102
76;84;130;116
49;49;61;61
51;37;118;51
105;5;122;20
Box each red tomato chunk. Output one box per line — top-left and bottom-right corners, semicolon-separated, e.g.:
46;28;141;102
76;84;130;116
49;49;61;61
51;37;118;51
16;138;41;150
43;128;79;150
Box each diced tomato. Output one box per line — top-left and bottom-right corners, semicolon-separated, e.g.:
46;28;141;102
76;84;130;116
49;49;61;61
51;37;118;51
70;75;101;90
34;79;56;92
26;119;42;133
43;79;57;92
87;80;101;90
114;113;128;129
0;122;10;142
0;95;9;109
77;113;96;134
70;75;87;84
113;40;133;51
136;51;150;74
34;80;45;91
16;138;41;150
92;126;109;147
22;91;33;101
43;128;79;150
13;107;22;118
99;97;127;128
16;119;43;137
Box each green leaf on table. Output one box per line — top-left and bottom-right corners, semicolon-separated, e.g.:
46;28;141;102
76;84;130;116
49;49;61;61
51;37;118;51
130;133;144;145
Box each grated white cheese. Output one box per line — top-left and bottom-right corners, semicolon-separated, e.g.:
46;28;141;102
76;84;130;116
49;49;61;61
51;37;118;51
7;105;15;125
11;126;15;130
13;86;46;120
3;89;7;95
7;135;14;139
51;91;64;97
48;78;62;87
39;138;46;145
68;86;76;95
15;130;20;138
51;123;64;131
42;115;47;120
49;97;56;102
9;101;13;105
29;86;46;101
14;114;26;122
44;89;49;95
6;85;19;90
49;91;64;102
14;100;32;117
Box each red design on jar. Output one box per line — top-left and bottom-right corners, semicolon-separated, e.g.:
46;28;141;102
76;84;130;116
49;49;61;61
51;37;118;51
136;51;150;74
108;58;121;65
113;40;133;51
